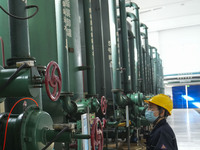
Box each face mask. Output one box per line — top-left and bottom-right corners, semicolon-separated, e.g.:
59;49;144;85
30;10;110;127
145;109;158;123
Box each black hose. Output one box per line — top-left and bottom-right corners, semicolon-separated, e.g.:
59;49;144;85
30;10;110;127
42;127;70;150
0;63;27;93
0;5;39;20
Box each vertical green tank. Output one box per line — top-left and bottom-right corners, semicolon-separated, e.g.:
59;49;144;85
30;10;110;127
27;0;86;120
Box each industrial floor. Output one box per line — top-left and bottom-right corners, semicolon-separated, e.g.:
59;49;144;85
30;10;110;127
105;109;200;150
167;109;200;150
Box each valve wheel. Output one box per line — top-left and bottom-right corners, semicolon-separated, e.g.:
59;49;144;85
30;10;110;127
91;117;104;150
45;61;62;101
101;96;107;115
102;118;107;128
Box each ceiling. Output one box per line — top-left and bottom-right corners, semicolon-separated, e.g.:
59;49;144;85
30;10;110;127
126;0;192;13
125;0;200;32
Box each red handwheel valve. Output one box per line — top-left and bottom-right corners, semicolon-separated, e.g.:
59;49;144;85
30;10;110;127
45;61;62;101
102;118;107;128
101;96;107;115
91;117;104;150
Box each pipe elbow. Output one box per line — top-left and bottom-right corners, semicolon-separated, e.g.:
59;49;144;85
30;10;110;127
140;23;148;29
126;12;137;21
140;32;147;38
61;96;77;115
151;46;157;51
116;94;129;107
125;2;139;9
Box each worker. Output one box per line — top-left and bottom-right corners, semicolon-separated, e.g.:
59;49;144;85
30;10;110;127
144;94;178;150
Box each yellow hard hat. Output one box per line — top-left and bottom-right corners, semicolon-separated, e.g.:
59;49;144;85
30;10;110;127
144;94;173;115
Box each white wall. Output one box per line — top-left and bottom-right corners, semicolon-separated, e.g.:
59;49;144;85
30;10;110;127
149;25;200;75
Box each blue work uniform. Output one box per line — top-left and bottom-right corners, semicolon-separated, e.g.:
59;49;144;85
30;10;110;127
146;119;178;150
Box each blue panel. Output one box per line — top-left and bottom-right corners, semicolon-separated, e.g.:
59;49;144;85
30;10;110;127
187;85;200;108
172;86;186;108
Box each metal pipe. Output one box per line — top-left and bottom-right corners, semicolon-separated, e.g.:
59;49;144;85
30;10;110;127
83;0;97;96
119;0;132;93
71;0;84;99
72;134;90;139
76;97;100;113
151;47;158;94
99;0;106;96
128;30;136;92
55;0;76;114
108;0;124;106
45;129;71;143
125;4;144;93
141;23;150;95
149;46;154;94
7;0;34;66
160;59;164;93
127;13;138;92
140;32;147;95
157;54;164;93
152;47;163;94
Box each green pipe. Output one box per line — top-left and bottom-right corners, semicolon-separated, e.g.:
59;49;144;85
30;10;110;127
61;96;77;115
140;32;147;94
141;23;151;95
119;0;132;93
128;30;136;92
55;0;76;114
72;134;90;139
0;68;41;97
126;4;143;93
157;54;161;93
108;0;124;106
7;0;34;66
76;98;100;113
99;0;106;96
83;0;96;96
151;47;158;94
149;46;154;94
127;12;138;92
157;53;161;94
150;46;156;94
45;130;90;142
125;2;140;10
157;54;164;93
160;59;164;93
70;0;84;99
45;129;71;143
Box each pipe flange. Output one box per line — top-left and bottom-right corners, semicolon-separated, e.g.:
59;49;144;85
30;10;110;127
7;57;36;67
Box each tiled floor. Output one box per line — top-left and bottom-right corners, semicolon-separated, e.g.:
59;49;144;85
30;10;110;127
167;109;200;150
